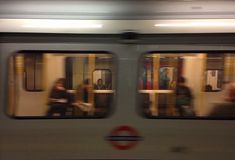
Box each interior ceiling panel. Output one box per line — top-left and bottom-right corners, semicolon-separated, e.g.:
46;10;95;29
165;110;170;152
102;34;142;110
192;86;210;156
0;0;235;19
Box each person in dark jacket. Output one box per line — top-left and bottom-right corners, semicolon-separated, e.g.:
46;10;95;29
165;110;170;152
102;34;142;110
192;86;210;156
175;77;194;116
47;78;68;116
94;79;106;90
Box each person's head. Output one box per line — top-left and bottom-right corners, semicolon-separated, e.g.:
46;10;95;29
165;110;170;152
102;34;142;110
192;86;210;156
54;78;65;89
97;79;103;85
160;68;169;78
83;79;90;85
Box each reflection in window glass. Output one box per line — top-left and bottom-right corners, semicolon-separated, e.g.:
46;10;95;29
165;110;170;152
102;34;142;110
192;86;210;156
8;52;115;118
139;53;235;118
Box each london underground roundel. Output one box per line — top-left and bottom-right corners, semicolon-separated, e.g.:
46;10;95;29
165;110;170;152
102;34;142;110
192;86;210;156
106;125;143;150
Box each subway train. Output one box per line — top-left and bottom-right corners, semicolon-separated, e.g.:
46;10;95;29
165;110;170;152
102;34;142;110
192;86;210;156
1;0;235;160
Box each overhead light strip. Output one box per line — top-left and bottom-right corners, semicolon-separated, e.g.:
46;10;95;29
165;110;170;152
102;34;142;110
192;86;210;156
155;20;235;27
22;20;102;29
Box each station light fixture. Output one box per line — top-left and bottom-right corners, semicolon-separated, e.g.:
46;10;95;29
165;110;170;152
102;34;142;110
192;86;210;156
22;19;102;29
154;19;235;27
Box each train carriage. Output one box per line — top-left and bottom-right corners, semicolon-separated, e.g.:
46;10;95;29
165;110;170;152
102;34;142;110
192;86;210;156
1;1;235;160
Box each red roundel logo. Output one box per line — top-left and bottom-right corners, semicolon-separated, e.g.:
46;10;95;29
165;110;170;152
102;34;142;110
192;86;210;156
106;125;143;150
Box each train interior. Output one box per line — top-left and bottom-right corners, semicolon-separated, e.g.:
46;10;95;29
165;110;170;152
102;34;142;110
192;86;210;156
7;51;235;118
139;53;235;118
8;52;115;117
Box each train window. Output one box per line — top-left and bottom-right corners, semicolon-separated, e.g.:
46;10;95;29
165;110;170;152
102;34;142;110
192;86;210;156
138;53;235;119
205;54;224;92
205;70;223;92
93;70;112;90
24;53;43;91
8;52;115;118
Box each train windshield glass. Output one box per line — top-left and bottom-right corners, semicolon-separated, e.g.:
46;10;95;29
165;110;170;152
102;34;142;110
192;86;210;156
8;52;115;118
138;53;235;119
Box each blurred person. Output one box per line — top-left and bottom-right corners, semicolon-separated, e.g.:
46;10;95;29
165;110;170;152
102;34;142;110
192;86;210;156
175;77;194;116
94;78;106;90
47;78;68;116
159;67;170;89
73;79;93;114
209;82;235;117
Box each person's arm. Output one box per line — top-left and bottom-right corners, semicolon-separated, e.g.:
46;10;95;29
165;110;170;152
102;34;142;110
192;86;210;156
49;89;68;103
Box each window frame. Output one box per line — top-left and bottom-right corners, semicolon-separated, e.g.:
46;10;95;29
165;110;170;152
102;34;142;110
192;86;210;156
8;50;117;119
137;51;235;120
23;53;44;92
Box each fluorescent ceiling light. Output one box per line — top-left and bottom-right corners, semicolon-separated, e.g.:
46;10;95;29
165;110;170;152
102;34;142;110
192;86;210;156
154;20;235;27
22;20;102;29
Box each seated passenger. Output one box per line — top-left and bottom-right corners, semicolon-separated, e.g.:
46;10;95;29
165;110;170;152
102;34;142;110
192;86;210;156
47;78;68;117
94;79;106;90
74;79;110;117
93;78;110;116
209;83;235;117
73;79;93;114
